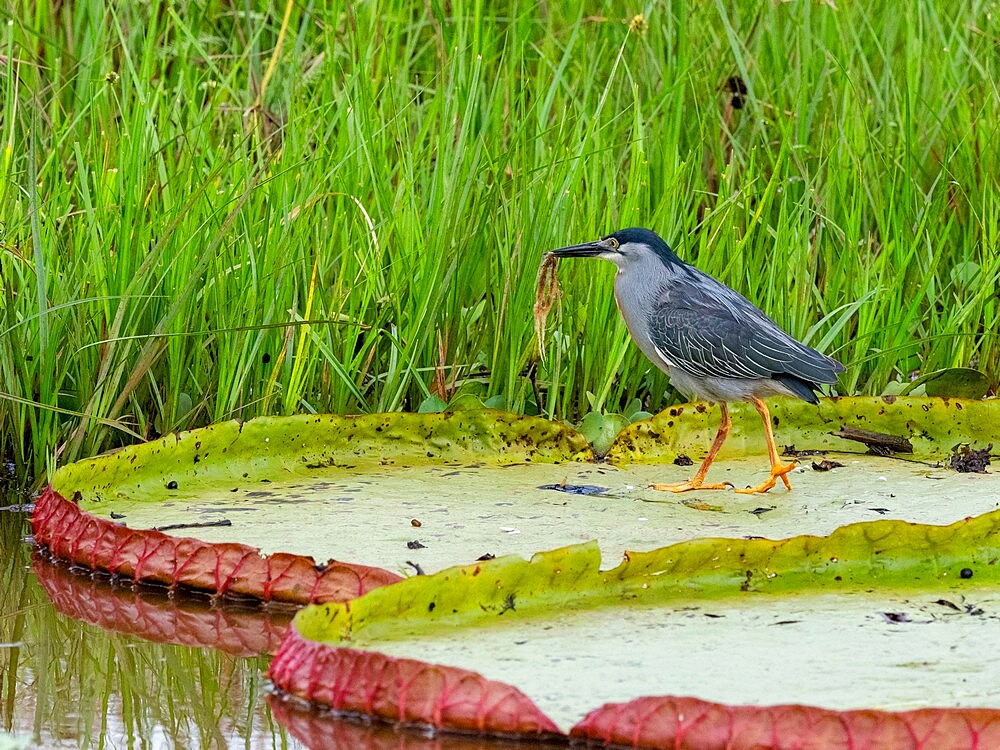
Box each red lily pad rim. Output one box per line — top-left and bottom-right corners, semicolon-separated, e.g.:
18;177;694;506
30;486;402;606
267;625;561;738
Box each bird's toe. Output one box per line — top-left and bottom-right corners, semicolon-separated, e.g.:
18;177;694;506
735;461;798;495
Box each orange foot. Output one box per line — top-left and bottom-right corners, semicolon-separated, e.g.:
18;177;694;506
734;461;798;495
651;479;734;493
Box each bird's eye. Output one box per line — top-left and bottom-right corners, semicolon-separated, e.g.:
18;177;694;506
607;237;619;249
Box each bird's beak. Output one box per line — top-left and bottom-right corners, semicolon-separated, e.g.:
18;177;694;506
549;240;608;258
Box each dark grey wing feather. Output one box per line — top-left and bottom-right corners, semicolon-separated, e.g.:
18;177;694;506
648;271;844;387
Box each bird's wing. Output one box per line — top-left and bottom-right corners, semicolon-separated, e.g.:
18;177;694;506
647;275;842;384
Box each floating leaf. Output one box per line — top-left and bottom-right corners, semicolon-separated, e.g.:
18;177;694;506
291;507;1000;646
31;487;401;604
900;368;990;399
578;411;629;456
275;502;1000;734
35;411;591;598
34;400;1000;744
56;451;1000;578
49;410;592;500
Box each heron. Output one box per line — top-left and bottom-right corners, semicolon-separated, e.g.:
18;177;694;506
550;227;844;494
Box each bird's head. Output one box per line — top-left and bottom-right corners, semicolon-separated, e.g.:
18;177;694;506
549;227;685;271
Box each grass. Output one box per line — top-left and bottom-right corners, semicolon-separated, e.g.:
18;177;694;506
1;0;998;482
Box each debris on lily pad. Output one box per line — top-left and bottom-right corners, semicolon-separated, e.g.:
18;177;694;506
834;426;914;455
812;459;845;472
950;443;992;474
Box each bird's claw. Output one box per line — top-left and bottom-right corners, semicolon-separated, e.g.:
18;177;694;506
651;479;735;493
734;461;797;495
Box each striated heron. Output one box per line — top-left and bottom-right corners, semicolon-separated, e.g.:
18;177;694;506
550;227;844;494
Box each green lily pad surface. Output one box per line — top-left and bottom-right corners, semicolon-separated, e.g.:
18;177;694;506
73;456;999;577
291;512;1000;729
323;586;1000;730
51;410;592;497
51;398;997;578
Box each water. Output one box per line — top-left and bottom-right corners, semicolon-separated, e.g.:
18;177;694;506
0;493;559;749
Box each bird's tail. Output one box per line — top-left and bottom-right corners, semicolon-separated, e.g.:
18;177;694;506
772;374;822;404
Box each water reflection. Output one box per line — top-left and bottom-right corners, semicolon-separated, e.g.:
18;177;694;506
268;697;567;749
32;553;293;657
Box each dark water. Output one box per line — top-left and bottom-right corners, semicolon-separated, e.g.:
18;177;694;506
0;493;560;749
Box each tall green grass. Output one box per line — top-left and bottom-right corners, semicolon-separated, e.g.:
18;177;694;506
2;0;998;481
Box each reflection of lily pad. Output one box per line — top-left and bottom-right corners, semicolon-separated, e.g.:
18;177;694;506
268;694;551;750
32;553;291;656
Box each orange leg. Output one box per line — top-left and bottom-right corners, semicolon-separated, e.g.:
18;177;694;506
652;403;734;493
734;397;797;494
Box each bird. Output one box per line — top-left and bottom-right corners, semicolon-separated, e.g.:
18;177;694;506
549;227;845;494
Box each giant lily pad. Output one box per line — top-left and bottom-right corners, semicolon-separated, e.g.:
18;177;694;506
33;410;590;601
292;512;1000;645
49;410;592;498
35;400;999;582
571;697;1000;749
268;641;560;738
31;486;402;604
274;516;1000;739
32;398;1000;746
